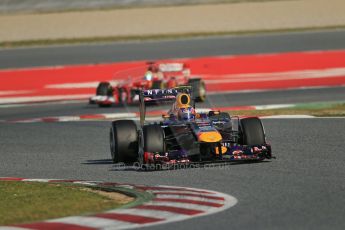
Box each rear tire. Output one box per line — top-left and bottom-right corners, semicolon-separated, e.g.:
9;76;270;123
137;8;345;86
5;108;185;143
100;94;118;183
110;120;138;163
143;125;165;153
240;117;265;145
188;79;206;102
96;82;113;107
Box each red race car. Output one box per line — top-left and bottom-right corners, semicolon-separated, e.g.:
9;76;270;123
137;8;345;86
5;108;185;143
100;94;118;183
89;62;206;107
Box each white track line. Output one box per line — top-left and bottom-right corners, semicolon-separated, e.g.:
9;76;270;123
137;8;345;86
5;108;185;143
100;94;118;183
148;190;224;196
46;81;119;89
154;194;225;203
203;67;345;84
255;104;295;110
145;201;221;212
0;94;92;104
0;90;34;96
261;115;316;119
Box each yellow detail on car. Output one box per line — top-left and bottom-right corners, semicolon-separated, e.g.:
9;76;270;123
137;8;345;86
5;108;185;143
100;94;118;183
215;146;228;155
198;131;222;143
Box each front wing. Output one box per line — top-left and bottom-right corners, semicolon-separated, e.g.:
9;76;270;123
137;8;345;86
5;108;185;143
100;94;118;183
143;143;273;166
89;95;115;105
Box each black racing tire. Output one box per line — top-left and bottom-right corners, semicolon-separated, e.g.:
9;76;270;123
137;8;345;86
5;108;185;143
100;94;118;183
143;125;165;153
151;80;165;89
188;78;206;102
96;82;113;96
240;117;265;145
96;82;113;107
110;120;138;163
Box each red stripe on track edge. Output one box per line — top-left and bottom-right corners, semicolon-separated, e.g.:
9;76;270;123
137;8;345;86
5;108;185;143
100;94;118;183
94;213;164;224
135;205;204;215
137;186;215;194
153;198;224;207
14;222;95;230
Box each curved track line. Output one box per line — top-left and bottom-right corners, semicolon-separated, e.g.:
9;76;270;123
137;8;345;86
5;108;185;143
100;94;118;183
0;177;237;230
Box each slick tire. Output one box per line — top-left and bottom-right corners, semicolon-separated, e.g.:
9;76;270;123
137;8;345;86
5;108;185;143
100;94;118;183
96;82;113;107
143;125;165;153
240;117;265;145
96;82;113;96
188;79;206;102
110;120;138;163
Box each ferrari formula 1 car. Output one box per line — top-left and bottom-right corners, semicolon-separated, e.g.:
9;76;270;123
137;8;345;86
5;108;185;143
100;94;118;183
109;87;272;168
90;62;206;107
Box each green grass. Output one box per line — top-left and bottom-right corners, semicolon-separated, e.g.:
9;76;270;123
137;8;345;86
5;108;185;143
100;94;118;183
2;25;345;49
0;181;128;225
227;103;345;117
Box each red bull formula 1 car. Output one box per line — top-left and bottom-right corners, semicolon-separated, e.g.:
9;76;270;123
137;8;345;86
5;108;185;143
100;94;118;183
90;62;206;107
109;86;273;169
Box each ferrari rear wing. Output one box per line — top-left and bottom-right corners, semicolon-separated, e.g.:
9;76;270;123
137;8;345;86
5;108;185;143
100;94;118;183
138;86;192;126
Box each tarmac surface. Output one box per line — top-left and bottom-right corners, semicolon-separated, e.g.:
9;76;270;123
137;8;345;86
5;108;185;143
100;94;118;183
1;86;345;121
1;29;345;69
0;118;344;230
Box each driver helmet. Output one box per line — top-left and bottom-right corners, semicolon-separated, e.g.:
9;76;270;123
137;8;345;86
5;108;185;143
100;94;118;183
178;106;196;121
144;71;153;81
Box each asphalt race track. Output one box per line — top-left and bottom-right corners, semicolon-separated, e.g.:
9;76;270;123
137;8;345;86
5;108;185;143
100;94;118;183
1;86;345;121
1;119;345;230
1;30;345;229
1;29;345;69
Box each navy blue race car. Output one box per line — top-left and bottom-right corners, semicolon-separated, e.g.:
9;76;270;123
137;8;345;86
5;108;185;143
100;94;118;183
109;86;272;167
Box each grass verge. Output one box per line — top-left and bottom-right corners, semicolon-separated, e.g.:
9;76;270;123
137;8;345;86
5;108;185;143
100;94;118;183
228;103;345;117
0;181;133;226
1;26;345;49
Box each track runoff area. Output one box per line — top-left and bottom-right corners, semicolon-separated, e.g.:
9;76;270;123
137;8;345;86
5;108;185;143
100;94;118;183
0;49;345;105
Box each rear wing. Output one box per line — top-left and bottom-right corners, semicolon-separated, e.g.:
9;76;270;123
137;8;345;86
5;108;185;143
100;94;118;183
158;63;185;72
138;86;193;126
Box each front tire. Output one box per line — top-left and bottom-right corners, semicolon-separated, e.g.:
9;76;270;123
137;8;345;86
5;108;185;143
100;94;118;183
96;82;113;107
240;117;265;145
96;82;113;96
143;125;165;153
110;120;138;163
